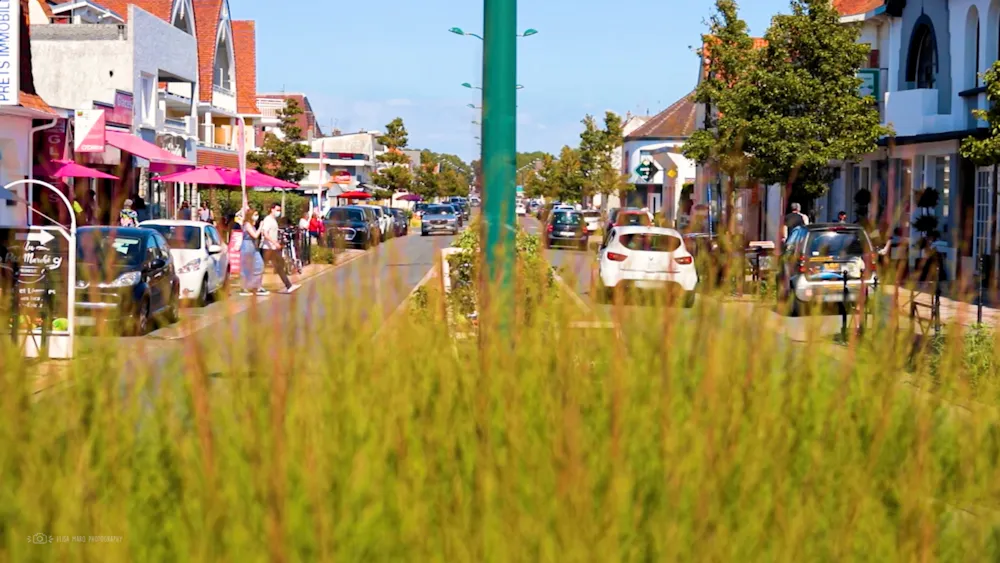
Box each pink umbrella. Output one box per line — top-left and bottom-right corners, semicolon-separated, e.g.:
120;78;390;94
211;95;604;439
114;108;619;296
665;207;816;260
35;159;118;180
154;165;297;189
398;193;422;202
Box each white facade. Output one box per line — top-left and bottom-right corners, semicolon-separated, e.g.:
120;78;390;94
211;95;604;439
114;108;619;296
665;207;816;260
0;115;37;226
30;5;198;140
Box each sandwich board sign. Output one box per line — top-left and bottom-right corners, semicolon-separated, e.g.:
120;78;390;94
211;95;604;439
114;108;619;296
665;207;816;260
0;226;76;359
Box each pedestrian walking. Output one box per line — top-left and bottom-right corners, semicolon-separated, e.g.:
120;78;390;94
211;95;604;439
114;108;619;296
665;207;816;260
119;199;138;227
238;208;267;296
782;202;809;242
260;203;299;294
837;210;847;223
199;204;211;223
178;201;191;220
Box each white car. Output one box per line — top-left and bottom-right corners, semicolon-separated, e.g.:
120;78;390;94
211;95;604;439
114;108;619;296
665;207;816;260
581;209;602;234
596;226;697;307
515;202;527;216
360;205;393;239
140;220;229;306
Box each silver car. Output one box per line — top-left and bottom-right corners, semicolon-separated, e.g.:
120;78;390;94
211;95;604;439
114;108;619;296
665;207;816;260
420;204;460;236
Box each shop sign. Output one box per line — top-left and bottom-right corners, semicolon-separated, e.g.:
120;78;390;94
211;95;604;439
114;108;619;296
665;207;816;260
333;170;352;184
74;109;106;153
858;69;880;101
0;0;20;106
0;226;74;359
97;91;134;128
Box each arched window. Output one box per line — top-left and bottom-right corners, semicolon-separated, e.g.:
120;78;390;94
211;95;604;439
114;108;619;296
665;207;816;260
214;35;232;91
171;0;194;35
906;22;938;89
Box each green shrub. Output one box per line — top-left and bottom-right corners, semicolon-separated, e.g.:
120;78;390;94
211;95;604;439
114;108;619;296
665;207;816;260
310;245;337;265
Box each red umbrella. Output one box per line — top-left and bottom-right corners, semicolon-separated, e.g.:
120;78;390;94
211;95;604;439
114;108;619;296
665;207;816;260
338;191;372;200
35;159;118;180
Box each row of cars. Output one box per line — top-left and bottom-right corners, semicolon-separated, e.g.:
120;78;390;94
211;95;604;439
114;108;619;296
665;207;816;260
415;197;471;236
323;204;409;249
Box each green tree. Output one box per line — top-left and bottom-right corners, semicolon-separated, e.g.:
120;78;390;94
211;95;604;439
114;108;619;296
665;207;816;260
247;98;309;183
962;61;1000;242
419;149;474;184
440;168;470;197
578;112;629;212
743;0;886;210
412;159;442;200
370;117;415;193
526;147;585;202
683;0;757;231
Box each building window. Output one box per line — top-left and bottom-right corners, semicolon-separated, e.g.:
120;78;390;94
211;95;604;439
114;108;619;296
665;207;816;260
139;74;155;126
906;21;937;89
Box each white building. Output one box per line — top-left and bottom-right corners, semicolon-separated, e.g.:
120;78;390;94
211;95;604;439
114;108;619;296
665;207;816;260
299;132;383;210
620;94;697;224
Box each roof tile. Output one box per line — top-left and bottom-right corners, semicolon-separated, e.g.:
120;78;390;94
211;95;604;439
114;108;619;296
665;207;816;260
833;0;884;16
197;149;239;168
232;20;258;114
194;0;224;103
625;92;697;140
95;0;172;21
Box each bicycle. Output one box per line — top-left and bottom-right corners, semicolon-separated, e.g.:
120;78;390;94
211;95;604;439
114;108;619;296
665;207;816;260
280;227;304;275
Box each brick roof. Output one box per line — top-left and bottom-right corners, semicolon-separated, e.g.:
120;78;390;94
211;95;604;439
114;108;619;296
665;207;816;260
833;0;884;16
232;20;258;114
197;149;239;168
18;0;55;114
194;0;225;103
93;0;172;21
625;92;697;140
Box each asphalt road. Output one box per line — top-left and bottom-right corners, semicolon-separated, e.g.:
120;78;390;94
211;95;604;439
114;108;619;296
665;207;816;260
75;229;457;378
519;214;852;342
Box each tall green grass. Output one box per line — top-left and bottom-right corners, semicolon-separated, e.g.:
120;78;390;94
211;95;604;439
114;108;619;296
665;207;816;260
2;240;1000;562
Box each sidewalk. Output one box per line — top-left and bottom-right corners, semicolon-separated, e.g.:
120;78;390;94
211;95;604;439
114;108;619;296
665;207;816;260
261;249;364;289
884;285;1000;331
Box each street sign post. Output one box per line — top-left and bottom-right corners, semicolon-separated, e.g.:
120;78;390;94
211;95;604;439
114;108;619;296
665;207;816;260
1;180;78;359
635;160;655;183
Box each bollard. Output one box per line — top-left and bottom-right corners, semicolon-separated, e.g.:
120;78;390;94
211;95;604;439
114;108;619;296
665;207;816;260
841;270;849;341
978;253;986;325
934;281;942;337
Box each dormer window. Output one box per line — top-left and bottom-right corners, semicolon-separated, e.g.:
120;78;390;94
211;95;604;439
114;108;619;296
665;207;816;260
905;21;937;89
172;0;194;35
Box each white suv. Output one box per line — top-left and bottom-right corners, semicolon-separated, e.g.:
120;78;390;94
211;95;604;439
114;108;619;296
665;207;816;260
596;226;698;307
140;220;230;306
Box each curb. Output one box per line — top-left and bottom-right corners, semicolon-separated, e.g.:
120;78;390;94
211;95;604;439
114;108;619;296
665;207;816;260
372;261;439;342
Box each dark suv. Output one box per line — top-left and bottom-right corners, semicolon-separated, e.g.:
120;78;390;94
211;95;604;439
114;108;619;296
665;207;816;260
545;210;588;250
777;224;877;315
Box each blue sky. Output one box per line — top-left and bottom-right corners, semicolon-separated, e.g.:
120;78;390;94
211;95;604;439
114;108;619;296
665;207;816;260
235;0;789;162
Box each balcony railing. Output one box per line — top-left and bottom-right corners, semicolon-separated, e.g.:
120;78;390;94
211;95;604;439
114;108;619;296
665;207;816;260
164;117;187;129
884;88;954;138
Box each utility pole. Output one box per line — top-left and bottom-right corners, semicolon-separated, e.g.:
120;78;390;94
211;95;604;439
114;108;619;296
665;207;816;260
481;0;517;329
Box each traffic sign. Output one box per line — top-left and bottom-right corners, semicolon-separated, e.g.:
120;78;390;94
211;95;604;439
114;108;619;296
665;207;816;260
635;160;655;182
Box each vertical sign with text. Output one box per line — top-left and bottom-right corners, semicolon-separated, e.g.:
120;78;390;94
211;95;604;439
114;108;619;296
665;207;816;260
0;0;20;106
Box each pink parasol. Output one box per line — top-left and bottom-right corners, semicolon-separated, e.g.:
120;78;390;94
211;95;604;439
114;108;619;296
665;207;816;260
398;193;422;202
154;165;297;189
35;159;119;180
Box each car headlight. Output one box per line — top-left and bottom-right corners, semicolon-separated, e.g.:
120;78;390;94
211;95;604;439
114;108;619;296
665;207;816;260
178;257;202;274
98;271;141;288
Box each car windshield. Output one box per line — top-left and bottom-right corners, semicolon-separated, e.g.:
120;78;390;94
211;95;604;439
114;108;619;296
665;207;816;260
582;211;601;218
390;209;405;218
807;230;870;258
425;205;454;215
143;224;201;250
76;231;145;266
552;211;582;225
617;213;651;226
328;208;365;222
619;233;682;252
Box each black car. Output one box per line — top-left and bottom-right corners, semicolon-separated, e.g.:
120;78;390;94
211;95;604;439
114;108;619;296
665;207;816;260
448;197;471;220
444;204;464;227
75;226;180;336
389;208;409;237
357;206;382;245
545;210;589;250
325;206;379;249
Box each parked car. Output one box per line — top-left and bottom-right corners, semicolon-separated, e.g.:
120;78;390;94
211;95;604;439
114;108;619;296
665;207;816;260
448;197;471;221
444;204;464;227
596;226;697;307
469;196;481;207
359;205;392;241
516;201;527;216
581;209;602;235
325;206;379;249
389;208;409;236
777;223;877;316
75;226;180;336
414;202;430;217
139;220;229;306
544;209;589;250
421;204;461;236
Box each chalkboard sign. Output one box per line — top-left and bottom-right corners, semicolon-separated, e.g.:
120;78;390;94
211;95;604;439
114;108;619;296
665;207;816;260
0;227;75;358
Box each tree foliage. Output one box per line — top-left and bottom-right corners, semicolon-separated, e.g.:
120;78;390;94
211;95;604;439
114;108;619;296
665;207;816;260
525;147;585;202
247;98;310;183
370;117;414;192
743;0;886;201
578;112;630;209
961;61;1000;166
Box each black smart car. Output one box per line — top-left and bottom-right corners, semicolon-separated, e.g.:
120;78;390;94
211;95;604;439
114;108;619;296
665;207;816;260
545;210;589;250
75;226;180;336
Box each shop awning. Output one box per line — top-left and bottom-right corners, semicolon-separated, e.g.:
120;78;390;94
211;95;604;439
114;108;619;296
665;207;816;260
104;130;190;166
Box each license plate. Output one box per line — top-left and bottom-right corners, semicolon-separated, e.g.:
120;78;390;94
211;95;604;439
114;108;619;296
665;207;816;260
824;263;843;272
560;231;574;236
77;316;96;327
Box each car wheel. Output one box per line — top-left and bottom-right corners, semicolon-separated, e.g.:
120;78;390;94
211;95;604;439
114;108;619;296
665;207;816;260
215;269;230;301
166;288;180;324
198;276;209;307
131;298;150;336
421;231;428;237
